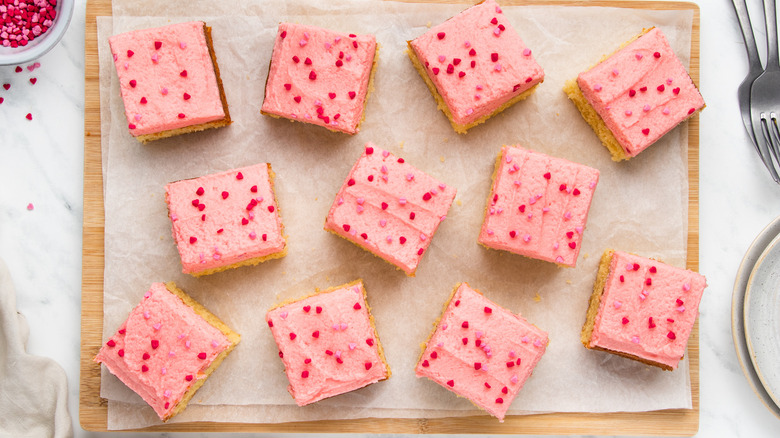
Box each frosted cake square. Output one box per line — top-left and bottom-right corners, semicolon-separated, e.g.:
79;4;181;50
564;27;705;161
324;143;456;276
478;145;599;267
165;163;286;277
407;0;544;133
581;250;707;370
94;282;240;422
109;21;231;143
415;283;548;422
261;23;378;134
265;280;390;406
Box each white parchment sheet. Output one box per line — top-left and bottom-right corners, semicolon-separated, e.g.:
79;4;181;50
96;0;696;429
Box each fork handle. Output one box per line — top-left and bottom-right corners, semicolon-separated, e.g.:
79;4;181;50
765;0;780;67
733;0;764;71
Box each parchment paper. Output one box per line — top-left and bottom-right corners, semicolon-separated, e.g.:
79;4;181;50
97;0;696;429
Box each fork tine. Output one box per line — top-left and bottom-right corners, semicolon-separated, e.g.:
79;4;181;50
768;113;780;167
753;112;780;183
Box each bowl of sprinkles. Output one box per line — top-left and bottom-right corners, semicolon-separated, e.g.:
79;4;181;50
0;0;74;66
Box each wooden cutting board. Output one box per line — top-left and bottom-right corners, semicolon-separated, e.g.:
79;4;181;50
80;0;701;433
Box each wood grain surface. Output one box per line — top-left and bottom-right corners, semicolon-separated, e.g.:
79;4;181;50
80;0;701;433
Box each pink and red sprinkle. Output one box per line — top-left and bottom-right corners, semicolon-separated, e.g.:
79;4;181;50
1;1;57;48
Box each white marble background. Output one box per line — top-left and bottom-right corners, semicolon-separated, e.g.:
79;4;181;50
1;0;780;436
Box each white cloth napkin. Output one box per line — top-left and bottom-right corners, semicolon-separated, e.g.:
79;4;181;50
0;258;72;438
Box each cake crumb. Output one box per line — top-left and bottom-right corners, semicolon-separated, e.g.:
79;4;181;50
26;203;34;211
583;253;589;259
442;138;449;143
440;156;445;162
456;200;462;206
566;280;573;285
398;141;404;149
426;21;431;28
534;292;541;302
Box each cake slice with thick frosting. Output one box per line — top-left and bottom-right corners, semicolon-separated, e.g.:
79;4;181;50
415;283;548;422
94;282;240;421
109;21;231;143
261;23;378;134
407;0;544;133
478;145;599;267
564;27;705;160
265;280;390;406
582;250;707;370
324;143;456;276
165;163;286;276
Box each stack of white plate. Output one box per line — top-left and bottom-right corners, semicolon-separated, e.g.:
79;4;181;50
733;215;780;419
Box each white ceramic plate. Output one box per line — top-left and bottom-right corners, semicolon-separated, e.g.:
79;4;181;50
744;222;780;414
732;214;780;419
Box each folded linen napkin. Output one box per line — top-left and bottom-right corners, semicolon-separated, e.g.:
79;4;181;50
0;258;73;438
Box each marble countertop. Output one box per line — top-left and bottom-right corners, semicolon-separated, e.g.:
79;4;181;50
1;0;779;436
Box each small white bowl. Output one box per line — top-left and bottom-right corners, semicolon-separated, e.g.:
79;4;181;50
0;0;75;66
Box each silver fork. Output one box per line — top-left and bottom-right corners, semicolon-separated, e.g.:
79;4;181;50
732;0;778;181
750;0;780;183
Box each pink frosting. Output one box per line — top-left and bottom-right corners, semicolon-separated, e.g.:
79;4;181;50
589;251;707;369
478;145;599;267
577;27;705;157
165;163;285;275
415;283;548;421
261;23;377;134
324;143;456;275
409;0;544;126
109;21;226;136
94;283;232;420
265;281;389;406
